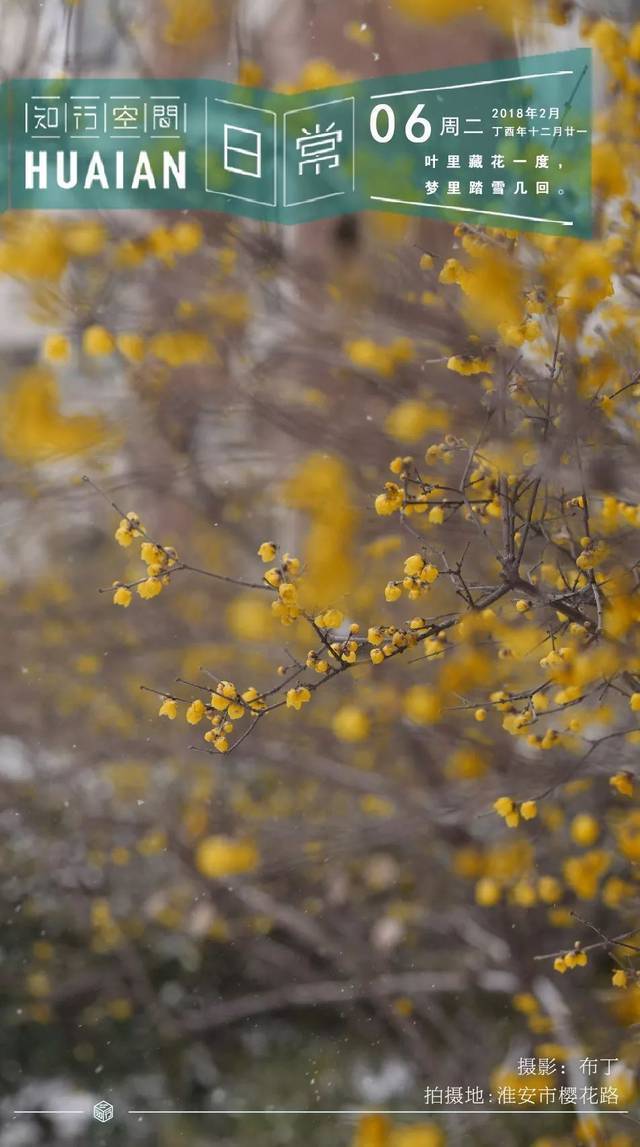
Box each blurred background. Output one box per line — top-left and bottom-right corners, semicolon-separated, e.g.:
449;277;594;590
1;2;640;1146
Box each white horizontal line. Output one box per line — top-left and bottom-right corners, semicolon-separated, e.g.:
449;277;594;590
285;191;345;207
369;196;574;226
370;69;573;99
127;1109;627;1116
14;1110;88;1115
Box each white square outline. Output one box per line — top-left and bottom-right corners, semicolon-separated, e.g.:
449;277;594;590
205;97;277;207
283;96;355;208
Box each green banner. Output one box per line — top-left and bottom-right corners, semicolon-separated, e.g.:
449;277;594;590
3;48;591;235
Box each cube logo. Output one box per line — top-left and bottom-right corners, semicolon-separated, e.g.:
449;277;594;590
93;1099;114;1123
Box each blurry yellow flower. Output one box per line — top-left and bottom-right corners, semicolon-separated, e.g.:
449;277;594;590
0;367;104;463
172;220;203;254
332;705;370;742
570;814;600;847
158;698;177;720
149;330;216;366
386;400;446;443
196;836;259;878
116;333;146;363
447;355;492;375
403;686;441;725
610;771;634;798
83;325;115;357
43;333;71;363
475;877;501;906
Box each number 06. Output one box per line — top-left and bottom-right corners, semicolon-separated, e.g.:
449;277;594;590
370;102;432;144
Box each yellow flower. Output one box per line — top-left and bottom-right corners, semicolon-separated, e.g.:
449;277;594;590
384;582;402;603
564;948;588;968
213;735;230;753
321;608;344;628
612;969;629;989
186;699;205;725
43;333;71;363
137;577;163;600
520;800;538;821
158;698;177;720
116;333;145;363
83;324;115;357
344;337;394;377
404;686;441;725
112;586;132;608
570;814;600;847
149;330;216;366
375;483;404;516
241;686;266;712
447;355;492;375
258;541;277;563
286;686;311;710
630;693;640;712
140;541;161;566
474;708;487;722
386;400;443;444
115;523;134;547
195;836;259;879
278;582;298;606
494;796;515;818
475;877;500;906
554;956;568;974
332;705;370;742
172;220;203;254
0;367;104;462
610;771;634;798
404;554;424;576
538;876;562;903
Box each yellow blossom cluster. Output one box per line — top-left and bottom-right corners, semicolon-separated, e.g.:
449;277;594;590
494;796;538;829
178;680;268;754
554;943;588;974
262;547;303;625
112;514;179;605
344;336;415;378
383;553;439;603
